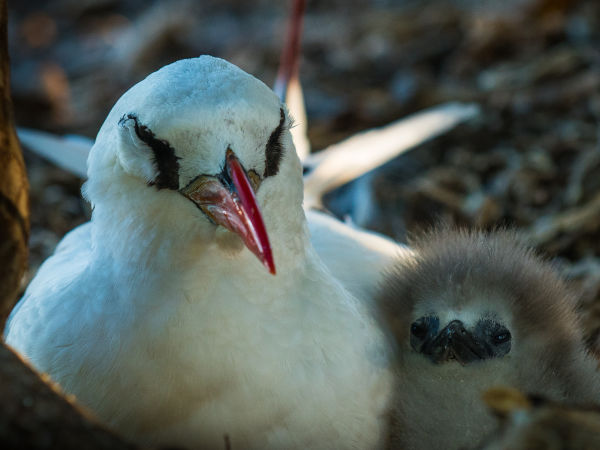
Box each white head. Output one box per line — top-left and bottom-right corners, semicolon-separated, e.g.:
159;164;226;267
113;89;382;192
84;56;305;273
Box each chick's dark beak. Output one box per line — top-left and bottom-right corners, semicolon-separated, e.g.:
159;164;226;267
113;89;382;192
422;320;485;365
180;148;276;275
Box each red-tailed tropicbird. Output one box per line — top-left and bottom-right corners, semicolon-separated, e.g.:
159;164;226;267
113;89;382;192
5;56;399;449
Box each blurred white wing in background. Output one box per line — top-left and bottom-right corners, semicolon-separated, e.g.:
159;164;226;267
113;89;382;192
302;102;480;209
17;127;91;178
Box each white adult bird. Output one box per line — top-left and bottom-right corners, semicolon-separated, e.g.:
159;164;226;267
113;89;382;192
5;56;398;449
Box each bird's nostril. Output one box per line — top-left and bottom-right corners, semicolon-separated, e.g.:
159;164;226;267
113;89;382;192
447;320;466;334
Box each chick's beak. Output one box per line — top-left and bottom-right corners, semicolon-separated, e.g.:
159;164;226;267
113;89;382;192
180;148;276;275
425;320;484;365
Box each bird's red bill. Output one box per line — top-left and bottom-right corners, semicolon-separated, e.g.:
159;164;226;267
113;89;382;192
225;149;275;275
182;150;276;275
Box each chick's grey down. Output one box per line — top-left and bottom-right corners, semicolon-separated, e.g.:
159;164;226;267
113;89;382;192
378;229;600;450
4;56;400;449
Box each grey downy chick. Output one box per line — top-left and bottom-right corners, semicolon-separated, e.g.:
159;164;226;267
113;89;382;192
377;228;600;450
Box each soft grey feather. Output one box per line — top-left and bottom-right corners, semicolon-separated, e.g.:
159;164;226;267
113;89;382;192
377;229;600;450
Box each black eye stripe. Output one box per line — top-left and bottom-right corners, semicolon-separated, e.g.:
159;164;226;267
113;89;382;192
263;108;286;178
119;113;180;190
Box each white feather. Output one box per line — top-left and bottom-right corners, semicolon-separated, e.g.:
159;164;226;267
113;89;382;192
17;128;91;178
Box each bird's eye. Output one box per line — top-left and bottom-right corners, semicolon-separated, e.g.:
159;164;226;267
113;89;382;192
410;316;439;352
493;331;511;345
247;169;262;192
411;322;428;340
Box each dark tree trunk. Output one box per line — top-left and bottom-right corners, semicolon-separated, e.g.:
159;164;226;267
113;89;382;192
0;0;28;327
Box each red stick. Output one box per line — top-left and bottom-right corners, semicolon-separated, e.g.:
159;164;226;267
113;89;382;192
273;0;306;102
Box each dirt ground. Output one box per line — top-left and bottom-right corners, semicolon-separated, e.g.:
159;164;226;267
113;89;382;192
8;0;600;345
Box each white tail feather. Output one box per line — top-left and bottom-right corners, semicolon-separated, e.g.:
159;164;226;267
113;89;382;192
287;77;310;161
302;102;480;208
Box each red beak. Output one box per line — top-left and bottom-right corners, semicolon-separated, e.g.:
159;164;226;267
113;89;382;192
180;149;276;275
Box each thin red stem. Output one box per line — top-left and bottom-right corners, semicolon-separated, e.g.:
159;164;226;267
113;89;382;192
274;0;306;102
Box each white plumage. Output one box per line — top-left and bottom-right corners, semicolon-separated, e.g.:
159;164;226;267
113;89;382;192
5;56;400;449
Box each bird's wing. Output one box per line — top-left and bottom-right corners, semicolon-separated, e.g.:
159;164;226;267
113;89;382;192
306;209;414;301
17;127;91;178
303;102;478;296
302;102;480;208
4;223;92;343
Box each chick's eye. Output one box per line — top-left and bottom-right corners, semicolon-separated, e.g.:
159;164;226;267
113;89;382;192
411;322;428;340
493;331;511;345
